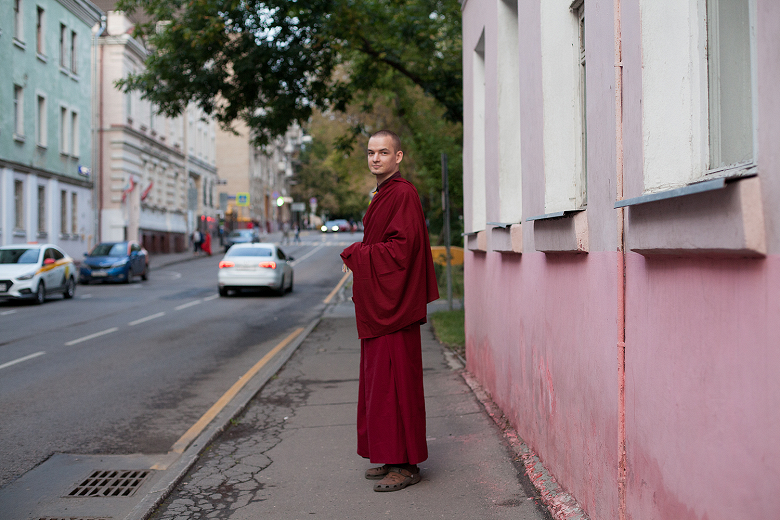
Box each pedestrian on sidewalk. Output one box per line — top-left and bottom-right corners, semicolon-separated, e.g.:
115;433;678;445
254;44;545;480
340;130;439;493
192;229;201;254
202;231;212;256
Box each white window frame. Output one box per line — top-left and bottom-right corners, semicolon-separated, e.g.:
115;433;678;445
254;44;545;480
14;0;24;42
14;85;25;140
60;190;68;234
70;29;78;74
60;23;68;68
469;30;487;234
37;185;46;234
60;105;70;155
36;93;47;147
36;6;45;56
14;180;25;230
705;0;757;173
70;110;80;157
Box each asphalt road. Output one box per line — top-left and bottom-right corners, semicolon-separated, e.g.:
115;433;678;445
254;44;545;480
0;233;359;489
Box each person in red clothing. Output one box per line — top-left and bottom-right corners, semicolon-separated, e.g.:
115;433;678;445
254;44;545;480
341;130;439;492
201;231;212;256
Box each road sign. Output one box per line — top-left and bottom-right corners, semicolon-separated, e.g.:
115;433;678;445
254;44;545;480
236;193;250;207
291;202;305;212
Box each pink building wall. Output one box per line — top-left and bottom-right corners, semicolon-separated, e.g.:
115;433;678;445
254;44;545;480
462;1;780;519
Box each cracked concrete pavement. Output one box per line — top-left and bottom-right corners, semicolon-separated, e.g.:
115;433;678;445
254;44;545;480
149;303;553;520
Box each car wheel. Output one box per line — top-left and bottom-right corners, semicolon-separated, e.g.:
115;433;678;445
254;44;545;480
35;282;46;305
219;286;228;297
287;273;294;293
276;275;286;296
123;268;131;283
63;277;76;299
141;263;149;281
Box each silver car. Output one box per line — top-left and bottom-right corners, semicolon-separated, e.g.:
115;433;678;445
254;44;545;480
217;243;294;296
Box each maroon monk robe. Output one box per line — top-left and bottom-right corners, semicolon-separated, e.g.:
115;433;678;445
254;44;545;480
341;175;439;465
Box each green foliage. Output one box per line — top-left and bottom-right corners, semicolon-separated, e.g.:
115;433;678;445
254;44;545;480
115;0;462;147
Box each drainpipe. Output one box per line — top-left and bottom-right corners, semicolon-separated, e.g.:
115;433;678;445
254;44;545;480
614;0;627;518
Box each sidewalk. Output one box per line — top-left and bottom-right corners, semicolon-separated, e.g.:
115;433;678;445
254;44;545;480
148;294;552;519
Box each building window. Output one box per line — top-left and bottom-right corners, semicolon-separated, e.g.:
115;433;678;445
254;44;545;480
71;111;79;157
575;0;587;206
707;0;756;170
15;180;25;229
60;190;68;234
60;23;67;67
14;85;24;138
36;95;47;147
71;192;78;234
60;106;69;155
36;6;44;55
37;185;46;234
70;30;78;73
14;0;23;41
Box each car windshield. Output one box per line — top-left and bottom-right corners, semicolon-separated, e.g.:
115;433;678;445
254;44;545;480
90;243;127;256
227;247;272;257
0;248;40;264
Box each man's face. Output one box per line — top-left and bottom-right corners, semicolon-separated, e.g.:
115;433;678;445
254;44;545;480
367;135;403;178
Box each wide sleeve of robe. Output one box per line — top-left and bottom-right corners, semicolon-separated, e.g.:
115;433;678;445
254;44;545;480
340;178;439;339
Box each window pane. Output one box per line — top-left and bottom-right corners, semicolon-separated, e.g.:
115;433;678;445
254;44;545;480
14;86;24;136
708;0;754;168
70;31;77;73
15;180;24;229
71;192;78;234
61;190;67;233
38;185;46;233
36;7;44;54
60;24;67;67
71;112;79;156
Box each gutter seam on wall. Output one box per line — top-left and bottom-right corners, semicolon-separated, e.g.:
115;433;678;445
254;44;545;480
614;0;627;517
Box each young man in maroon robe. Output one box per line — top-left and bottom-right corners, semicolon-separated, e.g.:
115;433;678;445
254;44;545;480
341;130;439;492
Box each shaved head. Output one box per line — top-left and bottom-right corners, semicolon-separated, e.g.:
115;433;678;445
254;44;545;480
369;130;402;154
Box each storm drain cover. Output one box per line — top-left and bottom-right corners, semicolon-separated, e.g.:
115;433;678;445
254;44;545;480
66;469;151;498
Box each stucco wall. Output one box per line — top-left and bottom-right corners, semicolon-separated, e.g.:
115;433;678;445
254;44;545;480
462;0;780;519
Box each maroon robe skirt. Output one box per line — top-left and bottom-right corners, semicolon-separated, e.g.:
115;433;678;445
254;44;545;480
357;322;428;465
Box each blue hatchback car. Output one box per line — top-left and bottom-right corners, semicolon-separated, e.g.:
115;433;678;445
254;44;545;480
79;241;149;284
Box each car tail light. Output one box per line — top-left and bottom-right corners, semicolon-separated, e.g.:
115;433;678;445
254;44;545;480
259;261;276;269
219;260;235;268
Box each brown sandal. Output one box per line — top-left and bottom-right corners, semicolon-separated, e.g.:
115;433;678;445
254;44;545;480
365;464;392;480
373;467;421;492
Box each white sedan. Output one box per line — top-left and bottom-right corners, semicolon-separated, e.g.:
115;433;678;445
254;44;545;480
218;243;294;297
0;244;77;304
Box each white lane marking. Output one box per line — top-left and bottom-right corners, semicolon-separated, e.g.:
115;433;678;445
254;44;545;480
203;294;220;302
129;312;165;326
1;310;17;316
80;294;93;299
0;351;45;371
65;327;119;346
175;300;202;311
289;243;325;267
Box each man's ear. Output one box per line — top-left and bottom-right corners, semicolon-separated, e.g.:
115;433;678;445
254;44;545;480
396;150;404;165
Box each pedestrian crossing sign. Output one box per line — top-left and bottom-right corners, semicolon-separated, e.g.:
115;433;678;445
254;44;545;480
236;193;250;206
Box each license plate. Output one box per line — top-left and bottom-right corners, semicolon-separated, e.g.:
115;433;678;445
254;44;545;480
91;271;108;277
0;283;7;292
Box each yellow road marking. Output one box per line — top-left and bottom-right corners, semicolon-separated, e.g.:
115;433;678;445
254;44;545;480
170;327;305;454
323;271;351;304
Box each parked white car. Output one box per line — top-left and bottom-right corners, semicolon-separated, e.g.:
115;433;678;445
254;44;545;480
218;243;294;296
0;244;77;304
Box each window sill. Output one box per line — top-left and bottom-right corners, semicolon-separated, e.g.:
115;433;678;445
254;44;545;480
36;143;47;150
487;222;522;254
464;230;487;252
13;229;26;237
13;38;26;50
13;133;26;144
36;52;48;63
37;231;48;239
620;175;765;256
528;209;589;253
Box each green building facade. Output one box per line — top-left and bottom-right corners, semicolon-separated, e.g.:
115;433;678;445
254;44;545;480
1;0;102;258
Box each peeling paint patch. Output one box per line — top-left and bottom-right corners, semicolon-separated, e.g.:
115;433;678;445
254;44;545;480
462;370;590;520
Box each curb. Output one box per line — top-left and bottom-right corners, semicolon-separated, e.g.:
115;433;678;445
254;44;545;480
124;315;323;520
461;371;591;520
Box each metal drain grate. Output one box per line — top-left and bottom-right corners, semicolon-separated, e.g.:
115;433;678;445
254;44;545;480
67;469;151;498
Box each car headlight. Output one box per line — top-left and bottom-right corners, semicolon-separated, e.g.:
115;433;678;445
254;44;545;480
17;271;37;280
321;225;327;232
331;225;339;231
111;259;129;268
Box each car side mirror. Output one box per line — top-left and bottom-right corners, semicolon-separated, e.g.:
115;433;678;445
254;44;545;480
288;256;294;261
